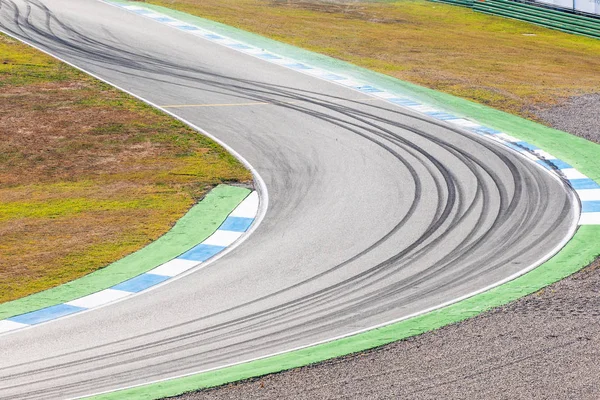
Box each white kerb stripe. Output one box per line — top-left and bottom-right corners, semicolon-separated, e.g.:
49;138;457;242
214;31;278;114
371;91;397;99
0;320;29;333
405;104;438;113
337;79;362;87
230;191;260;218
579;212;600;225
202;230;244;247
576;189;600;202
148;259;200;277
562;168;588;180
533;149;556;160
66;289;132;309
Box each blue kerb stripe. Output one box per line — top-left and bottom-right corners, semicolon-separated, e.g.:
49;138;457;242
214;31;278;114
582;201;600;213
8;304;85;325
536;160;554;170
473;126;502;135
179;244;226;262
220;217;254;232
515;141;539;151
285;63;312;70
133;9;152;14
504;142;524;152
553;159;573;170
425;111;459;121
112;273;170;293
570;179;600;190
204;34;223;40
322;73;344;81
228;43;252;50
154;17;175;23
388;98;420;106
536;159;572;170
355;85;383;93
177;25;199;31
257;53;281;60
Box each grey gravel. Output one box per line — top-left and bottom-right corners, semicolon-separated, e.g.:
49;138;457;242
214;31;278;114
173;99;600;400
535;94;600;143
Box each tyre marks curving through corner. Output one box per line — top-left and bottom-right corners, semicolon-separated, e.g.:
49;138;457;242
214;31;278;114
0;0;577;398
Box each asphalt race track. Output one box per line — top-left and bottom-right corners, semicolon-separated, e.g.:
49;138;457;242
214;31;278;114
0;0;578;398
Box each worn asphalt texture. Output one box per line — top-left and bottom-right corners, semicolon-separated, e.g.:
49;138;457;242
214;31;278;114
176;97;600;400
177;259;600;400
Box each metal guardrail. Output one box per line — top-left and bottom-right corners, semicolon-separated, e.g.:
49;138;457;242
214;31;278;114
431;0;600;39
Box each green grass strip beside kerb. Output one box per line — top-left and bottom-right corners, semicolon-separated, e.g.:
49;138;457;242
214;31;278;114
90;226;600;400
0;185;250;320
88;2;600;398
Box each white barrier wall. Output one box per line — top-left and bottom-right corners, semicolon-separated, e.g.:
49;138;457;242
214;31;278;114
532;0;600;15
574;0;600;15
537;0;575;8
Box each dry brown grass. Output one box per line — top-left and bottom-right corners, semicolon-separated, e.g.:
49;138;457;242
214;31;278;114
141;0;600;119
0;34;251;303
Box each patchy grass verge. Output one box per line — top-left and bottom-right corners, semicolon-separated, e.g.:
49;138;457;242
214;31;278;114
0;33;251;304
135;0;600;120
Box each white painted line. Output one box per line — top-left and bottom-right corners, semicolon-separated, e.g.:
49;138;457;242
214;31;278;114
239;47;264;55
230;192;260;218
148;259;200;277
268;58;292;65
202;230;244;247
576;189;600;202
371;91;398;99
302;67;329;77
496;133;520;143
562;168;588;180
122;5;144;10
579;212;600;225
66;289;132;309
0;320;29;333
144;12;164;19
518;150;542;162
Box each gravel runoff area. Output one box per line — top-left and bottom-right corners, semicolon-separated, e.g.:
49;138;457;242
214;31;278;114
174;95;600;400
535;94;600;143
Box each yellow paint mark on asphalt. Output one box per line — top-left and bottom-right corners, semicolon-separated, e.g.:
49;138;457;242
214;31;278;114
161;98;381;108
162;101;269;108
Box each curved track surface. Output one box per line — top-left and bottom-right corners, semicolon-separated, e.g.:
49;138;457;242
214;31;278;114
0;0;577;398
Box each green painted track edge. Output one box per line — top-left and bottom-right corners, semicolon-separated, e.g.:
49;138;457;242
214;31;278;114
0;185;251;320
86;2;599;399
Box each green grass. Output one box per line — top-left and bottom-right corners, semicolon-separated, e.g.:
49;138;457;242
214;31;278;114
137;0;600;119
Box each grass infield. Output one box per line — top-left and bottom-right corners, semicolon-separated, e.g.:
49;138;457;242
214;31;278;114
0;33;251;304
